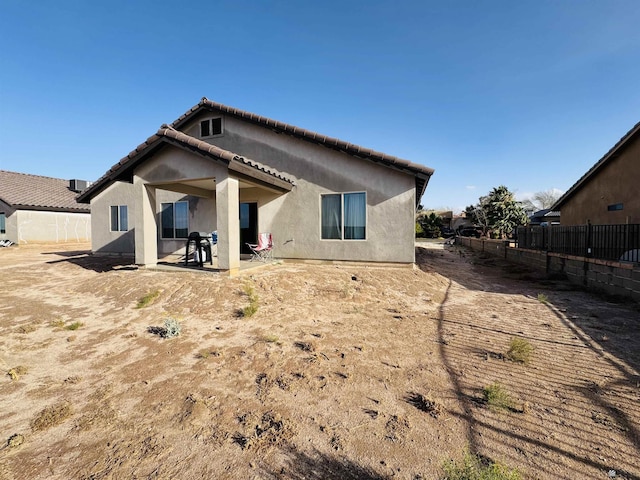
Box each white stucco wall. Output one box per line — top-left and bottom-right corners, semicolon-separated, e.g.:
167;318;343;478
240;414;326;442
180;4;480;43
13;210;90;244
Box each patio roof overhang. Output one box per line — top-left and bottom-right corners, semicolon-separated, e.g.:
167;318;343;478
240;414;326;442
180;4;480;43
77;126;295;203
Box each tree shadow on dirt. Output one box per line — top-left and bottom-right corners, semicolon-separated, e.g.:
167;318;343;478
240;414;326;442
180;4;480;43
423;244;640;477
261;447;389;480
44;251;137;273
418;244;640;376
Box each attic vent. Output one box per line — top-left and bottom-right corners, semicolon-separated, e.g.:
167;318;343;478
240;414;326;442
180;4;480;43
69;179;89;192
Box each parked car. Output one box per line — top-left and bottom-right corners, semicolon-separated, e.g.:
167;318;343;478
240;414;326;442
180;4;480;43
440;227;455;238
458;227;483;238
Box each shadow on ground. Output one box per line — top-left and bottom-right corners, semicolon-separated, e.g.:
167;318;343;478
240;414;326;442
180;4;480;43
261;447;389;480
43;251;137;273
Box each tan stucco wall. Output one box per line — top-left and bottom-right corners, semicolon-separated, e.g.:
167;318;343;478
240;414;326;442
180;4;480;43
91;156;220;257
11;210;90;244
91;111;420;264
184;113;417;263
560;134;640;225
136;147;221;256
91;181;136;254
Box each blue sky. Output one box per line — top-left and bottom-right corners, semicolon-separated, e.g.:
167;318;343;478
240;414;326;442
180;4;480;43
1;0;639;212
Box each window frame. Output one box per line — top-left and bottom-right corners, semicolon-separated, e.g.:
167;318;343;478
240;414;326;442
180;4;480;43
161;201;189;239
320;191;367;241
199;117;224;138
109;205;128;232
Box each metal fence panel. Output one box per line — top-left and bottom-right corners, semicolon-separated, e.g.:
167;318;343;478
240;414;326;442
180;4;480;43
516;224;640;263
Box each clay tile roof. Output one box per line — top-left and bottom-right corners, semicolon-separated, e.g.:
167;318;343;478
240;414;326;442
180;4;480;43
159;126;294;185
0;170;90;213
77;127;295;203
172;98;435;179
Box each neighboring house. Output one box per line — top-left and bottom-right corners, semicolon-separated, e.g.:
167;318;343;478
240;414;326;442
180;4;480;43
528;209;560;226
0;170;91;244
77;98;434;274
552;121;640;225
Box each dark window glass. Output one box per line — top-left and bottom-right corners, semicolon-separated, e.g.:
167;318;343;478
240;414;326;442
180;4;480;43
174;202;189;238
161;203;174;238
321;194;342;239
0;213;5;234
200;120;210;137
110;206;119;232
607;203;623;211
211;118;222;135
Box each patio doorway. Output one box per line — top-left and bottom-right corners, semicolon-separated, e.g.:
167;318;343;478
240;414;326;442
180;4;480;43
240;202;258;254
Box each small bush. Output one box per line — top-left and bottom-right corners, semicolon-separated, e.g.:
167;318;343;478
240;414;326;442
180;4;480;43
258;333;279;343
506;337;534;364
50;319;65;328
483;383;515;411
136;290;160;309
537;293;548;303
7;365;28;381
65;321;84;331
241;283;259;317
163;318;181;338
442;450;522;480
31;402;73;431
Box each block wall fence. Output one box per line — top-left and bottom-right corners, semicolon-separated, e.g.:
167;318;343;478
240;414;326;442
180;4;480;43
456;237;640;303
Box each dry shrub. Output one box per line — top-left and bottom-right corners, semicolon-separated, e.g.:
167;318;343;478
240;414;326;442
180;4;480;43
7;365;28;381
406;392;443;418
443;450;522;480
483;383;516;412
233;411;295;451
31;402;73;431
506;337;534;364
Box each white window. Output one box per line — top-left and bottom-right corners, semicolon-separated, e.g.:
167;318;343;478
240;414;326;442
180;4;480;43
321;192;366;240
161;201;189;239
200;118;223;138
110;205;128;232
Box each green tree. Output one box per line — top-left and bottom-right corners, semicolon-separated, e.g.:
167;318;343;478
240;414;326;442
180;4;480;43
466;186;528;238
416;211;444;238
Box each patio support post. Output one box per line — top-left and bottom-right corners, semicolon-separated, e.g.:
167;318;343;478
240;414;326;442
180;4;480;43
134;179;158;266
216;175;240;275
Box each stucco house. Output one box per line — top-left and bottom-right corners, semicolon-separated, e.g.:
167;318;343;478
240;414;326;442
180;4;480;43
77;98;434;274
552;120;640;225
0;170;91;245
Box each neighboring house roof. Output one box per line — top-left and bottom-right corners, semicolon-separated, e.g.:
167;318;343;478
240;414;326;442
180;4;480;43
552;120;640;210
0;170;90;213
529;209;560;224
172;98;434;200
77;126;295;203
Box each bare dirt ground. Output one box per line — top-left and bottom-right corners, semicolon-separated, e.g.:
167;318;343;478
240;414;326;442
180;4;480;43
0;242;639;479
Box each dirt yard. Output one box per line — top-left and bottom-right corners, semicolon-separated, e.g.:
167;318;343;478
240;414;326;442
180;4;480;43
0;242;638;479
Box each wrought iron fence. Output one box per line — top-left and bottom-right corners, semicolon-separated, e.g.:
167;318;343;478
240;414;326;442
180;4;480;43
517;224;640;263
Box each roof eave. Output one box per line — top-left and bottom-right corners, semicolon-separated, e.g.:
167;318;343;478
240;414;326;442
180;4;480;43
552;120;640;210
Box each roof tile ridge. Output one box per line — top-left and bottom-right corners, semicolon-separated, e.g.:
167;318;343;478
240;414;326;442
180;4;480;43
0;170;69;182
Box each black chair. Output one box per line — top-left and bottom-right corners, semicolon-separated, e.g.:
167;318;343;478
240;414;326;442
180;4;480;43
185;232;213;267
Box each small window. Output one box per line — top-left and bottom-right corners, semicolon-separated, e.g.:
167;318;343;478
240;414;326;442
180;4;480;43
321;192;366;240
161;201;189;239
200;118;223;138
607;203;623;211
110;205;128;232
0;213;5;234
